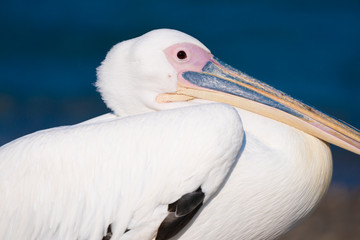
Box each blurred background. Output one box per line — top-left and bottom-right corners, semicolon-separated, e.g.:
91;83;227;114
0;0;359;238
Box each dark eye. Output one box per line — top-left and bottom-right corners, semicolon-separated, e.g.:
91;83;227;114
177;50;187;60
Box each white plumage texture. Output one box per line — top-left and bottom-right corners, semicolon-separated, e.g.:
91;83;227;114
0;103;243;240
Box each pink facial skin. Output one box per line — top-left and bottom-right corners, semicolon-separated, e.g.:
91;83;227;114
164;43;213;88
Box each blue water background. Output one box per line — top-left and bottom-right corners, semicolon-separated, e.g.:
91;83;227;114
0;0;359;186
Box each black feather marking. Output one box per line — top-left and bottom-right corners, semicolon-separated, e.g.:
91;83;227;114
155;187;204;240
168;200;178;212
101;224;129;240
102;224;112;240
175;190;204;217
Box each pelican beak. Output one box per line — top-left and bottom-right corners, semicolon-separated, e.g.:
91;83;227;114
157;57;360;155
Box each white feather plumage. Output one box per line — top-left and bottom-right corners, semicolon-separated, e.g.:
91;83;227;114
0;104;243;240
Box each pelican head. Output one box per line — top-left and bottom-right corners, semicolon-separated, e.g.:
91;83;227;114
96;29;209;116
96;29;360;155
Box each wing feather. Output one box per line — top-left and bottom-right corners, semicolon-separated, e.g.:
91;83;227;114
0;103;243;239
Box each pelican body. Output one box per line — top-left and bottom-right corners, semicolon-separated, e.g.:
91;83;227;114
94;29;360;239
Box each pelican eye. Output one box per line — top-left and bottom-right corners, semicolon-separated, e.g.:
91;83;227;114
177;50;187;60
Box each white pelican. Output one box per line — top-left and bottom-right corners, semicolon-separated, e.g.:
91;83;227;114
94;29;360;239
0;104;243;239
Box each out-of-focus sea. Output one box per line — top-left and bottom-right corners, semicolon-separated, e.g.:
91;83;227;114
0;0;360;238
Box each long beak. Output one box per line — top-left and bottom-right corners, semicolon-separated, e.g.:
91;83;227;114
158;57;360;155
